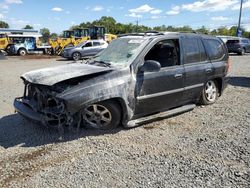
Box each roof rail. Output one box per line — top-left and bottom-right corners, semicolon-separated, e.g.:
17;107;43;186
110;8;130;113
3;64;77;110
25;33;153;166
118;31;164;38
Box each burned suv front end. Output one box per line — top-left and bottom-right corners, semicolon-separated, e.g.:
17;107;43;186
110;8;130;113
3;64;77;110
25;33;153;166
14;82;72;128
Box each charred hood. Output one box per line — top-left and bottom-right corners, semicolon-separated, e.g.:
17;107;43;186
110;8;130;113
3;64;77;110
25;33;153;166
21;63;113;86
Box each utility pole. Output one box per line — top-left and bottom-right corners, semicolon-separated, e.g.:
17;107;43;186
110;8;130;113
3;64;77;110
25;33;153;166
136;20;139;33
237;0;243;37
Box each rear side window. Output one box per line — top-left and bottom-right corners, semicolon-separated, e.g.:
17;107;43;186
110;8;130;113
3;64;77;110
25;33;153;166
93;42;100;46
226;40;239;44
204;39;225;60
182;38;207;64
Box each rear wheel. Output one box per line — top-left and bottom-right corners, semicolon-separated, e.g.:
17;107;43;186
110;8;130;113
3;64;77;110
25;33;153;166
18;48;27;56
238;48;246;55
200;80;219;105
82;101;121;130
72;52;81;61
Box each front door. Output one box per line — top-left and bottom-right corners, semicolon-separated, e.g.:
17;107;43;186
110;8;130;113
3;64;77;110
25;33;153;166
134;39;185;117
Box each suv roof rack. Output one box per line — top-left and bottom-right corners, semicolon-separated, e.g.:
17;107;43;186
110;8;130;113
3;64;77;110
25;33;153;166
118;31;164;38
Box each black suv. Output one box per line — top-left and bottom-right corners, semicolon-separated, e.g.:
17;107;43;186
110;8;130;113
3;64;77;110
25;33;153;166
14;32;229;130
226;37;250;55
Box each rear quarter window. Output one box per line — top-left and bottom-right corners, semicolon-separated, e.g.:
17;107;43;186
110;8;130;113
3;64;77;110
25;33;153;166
203;39;225;61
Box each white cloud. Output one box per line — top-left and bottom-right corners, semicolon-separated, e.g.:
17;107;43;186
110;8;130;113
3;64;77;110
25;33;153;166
150;9;162;14
0;0;22;10
0;13;4;19
151;15;161;19
211;16;229;21
34;23;42;27
0;4;9;10
7;18;30;28
129;4;154;13
232;0;250;10
182;0;238;12
92;6;104;11
5;0;22;4
166;0;239;15
166;6;180;15
51;7;63;12
243;24;250;32
126;12;142;18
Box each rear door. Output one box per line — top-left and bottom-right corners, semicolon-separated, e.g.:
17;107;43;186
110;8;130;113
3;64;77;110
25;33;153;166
203;38;228;79
181;36;212;103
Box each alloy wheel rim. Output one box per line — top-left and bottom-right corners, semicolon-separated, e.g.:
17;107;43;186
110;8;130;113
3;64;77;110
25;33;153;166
20;50;26;56
83;104;112;128
205;81;217;102
73;53;80;60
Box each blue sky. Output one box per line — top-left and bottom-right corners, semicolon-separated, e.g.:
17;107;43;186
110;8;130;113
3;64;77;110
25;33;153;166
0;0;250;33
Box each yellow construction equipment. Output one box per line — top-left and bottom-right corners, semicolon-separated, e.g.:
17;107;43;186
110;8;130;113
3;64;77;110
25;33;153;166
48;26;117;55
0;34;11;51
105;33;117;43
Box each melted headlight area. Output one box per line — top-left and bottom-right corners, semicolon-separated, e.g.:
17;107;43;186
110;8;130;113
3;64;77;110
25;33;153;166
24;83;73;128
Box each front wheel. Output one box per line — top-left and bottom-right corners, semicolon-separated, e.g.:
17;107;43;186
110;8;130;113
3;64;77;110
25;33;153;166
82;101;121;130
200;80;219;105
72;52;81;61
18;49;27;56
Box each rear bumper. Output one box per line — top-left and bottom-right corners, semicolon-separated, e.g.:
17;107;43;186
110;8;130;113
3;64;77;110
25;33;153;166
221;76;229;94
14;97;44;124
228;48;242;53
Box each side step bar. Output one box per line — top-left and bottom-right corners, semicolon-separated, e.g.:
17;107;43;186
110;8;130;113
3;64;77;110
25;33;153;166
126;104;196;128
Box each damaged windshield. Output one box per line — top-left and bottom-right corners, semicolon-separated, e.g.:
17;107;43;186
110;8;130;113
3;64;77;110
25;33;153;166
93;38;148;67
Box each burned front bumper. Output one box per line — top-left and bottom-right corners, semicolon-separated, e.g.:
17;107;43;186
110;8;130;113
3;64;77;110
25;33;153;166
14;97;43;123
14;97;70;127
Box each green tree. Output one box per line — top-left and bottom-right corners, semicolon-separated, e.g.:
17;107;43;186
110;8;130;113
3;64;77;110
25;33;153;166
0;21;9;28
23;25;33;29
50;33;58;39
196;26;209;34
40;28;50;43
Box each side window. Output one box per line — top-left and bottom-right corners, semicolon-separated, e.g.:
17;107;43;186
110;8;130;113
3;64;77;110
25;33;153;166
203;39;225;60
182;38;205;64
145;39;180;68
84;42;92;47
93;42;100;46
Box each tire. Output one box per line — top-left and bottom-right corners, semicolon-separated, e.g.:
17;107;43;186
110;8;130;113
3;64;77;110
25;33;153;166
72;52;81;61
18;48;27;56
199;80;219;105
82;101;121;130
238;48;246;56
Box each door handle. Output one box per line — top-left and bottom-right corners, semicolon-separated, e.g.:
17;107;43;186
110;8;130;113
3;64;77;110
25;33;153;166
206;68;212;74
174;73;183;78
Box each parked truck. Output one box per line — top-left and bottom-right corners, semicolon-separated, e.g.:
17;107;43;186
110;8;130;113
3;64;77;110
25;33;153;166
6;35;52;56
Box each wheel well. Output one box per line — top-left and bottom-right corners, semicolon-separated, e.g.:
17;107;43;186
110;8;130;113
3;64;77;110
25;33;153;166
18;48;27;52
213;78;222;96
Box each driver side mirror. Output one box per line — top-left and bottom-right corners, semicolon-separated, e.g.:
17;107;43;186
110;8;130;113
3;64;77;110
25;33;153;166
140;60;161;73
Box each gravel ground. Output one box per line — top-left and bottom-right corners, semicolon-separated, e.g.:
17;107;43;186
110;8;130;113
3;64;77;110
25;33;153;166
0;55;249;188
